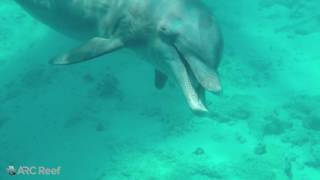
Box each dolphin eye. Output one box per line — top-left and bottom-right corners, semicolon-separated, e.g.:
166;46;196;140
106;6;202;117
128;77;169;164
159;24;179;39
159;25;168;33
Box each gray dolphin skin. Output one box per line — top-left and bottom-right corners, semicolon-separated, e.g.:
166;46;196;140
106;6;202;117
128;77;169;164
14;0;223;113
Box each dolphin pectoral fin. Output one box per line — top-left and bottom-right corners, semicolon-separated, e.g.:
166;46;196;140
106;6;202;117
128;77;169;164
168;59;208;114
155;70;168;90
186;56;222;93
50;37;124;65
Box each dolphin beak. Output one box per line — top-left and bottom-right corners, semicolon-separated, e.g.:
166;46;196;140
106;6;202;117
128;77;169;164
173;43;222;94
172;45;209;113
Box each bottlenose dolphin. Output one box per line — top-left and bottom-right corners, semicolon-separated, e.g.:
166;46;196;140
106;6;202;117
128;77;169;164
14;0;223;113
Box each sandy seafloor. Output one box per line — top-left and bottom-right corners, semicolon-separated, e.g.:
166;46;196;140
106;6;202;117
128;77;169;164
0;0;319;179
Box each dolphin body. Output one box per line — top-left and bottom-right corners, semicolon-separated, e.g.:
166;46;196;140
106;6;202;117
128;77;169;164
14;0;223;113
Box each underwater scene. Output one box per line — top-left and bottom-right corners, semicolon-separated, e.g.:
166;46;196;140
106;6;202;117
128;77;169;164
0;0;320;179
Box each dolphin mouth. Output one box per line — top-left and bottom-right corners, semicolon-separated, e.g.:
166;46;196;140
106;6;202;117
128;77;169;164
173;42;222;94
173;45;190;74
172;44;207;109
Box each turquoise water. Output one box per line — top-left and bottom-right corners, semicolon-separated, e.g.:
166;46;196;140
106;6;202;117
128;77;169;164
1;0;320;179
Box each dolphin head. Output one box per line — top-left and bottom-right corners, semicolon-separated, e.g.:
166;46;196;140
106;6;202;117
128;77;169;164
158;1;223;94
